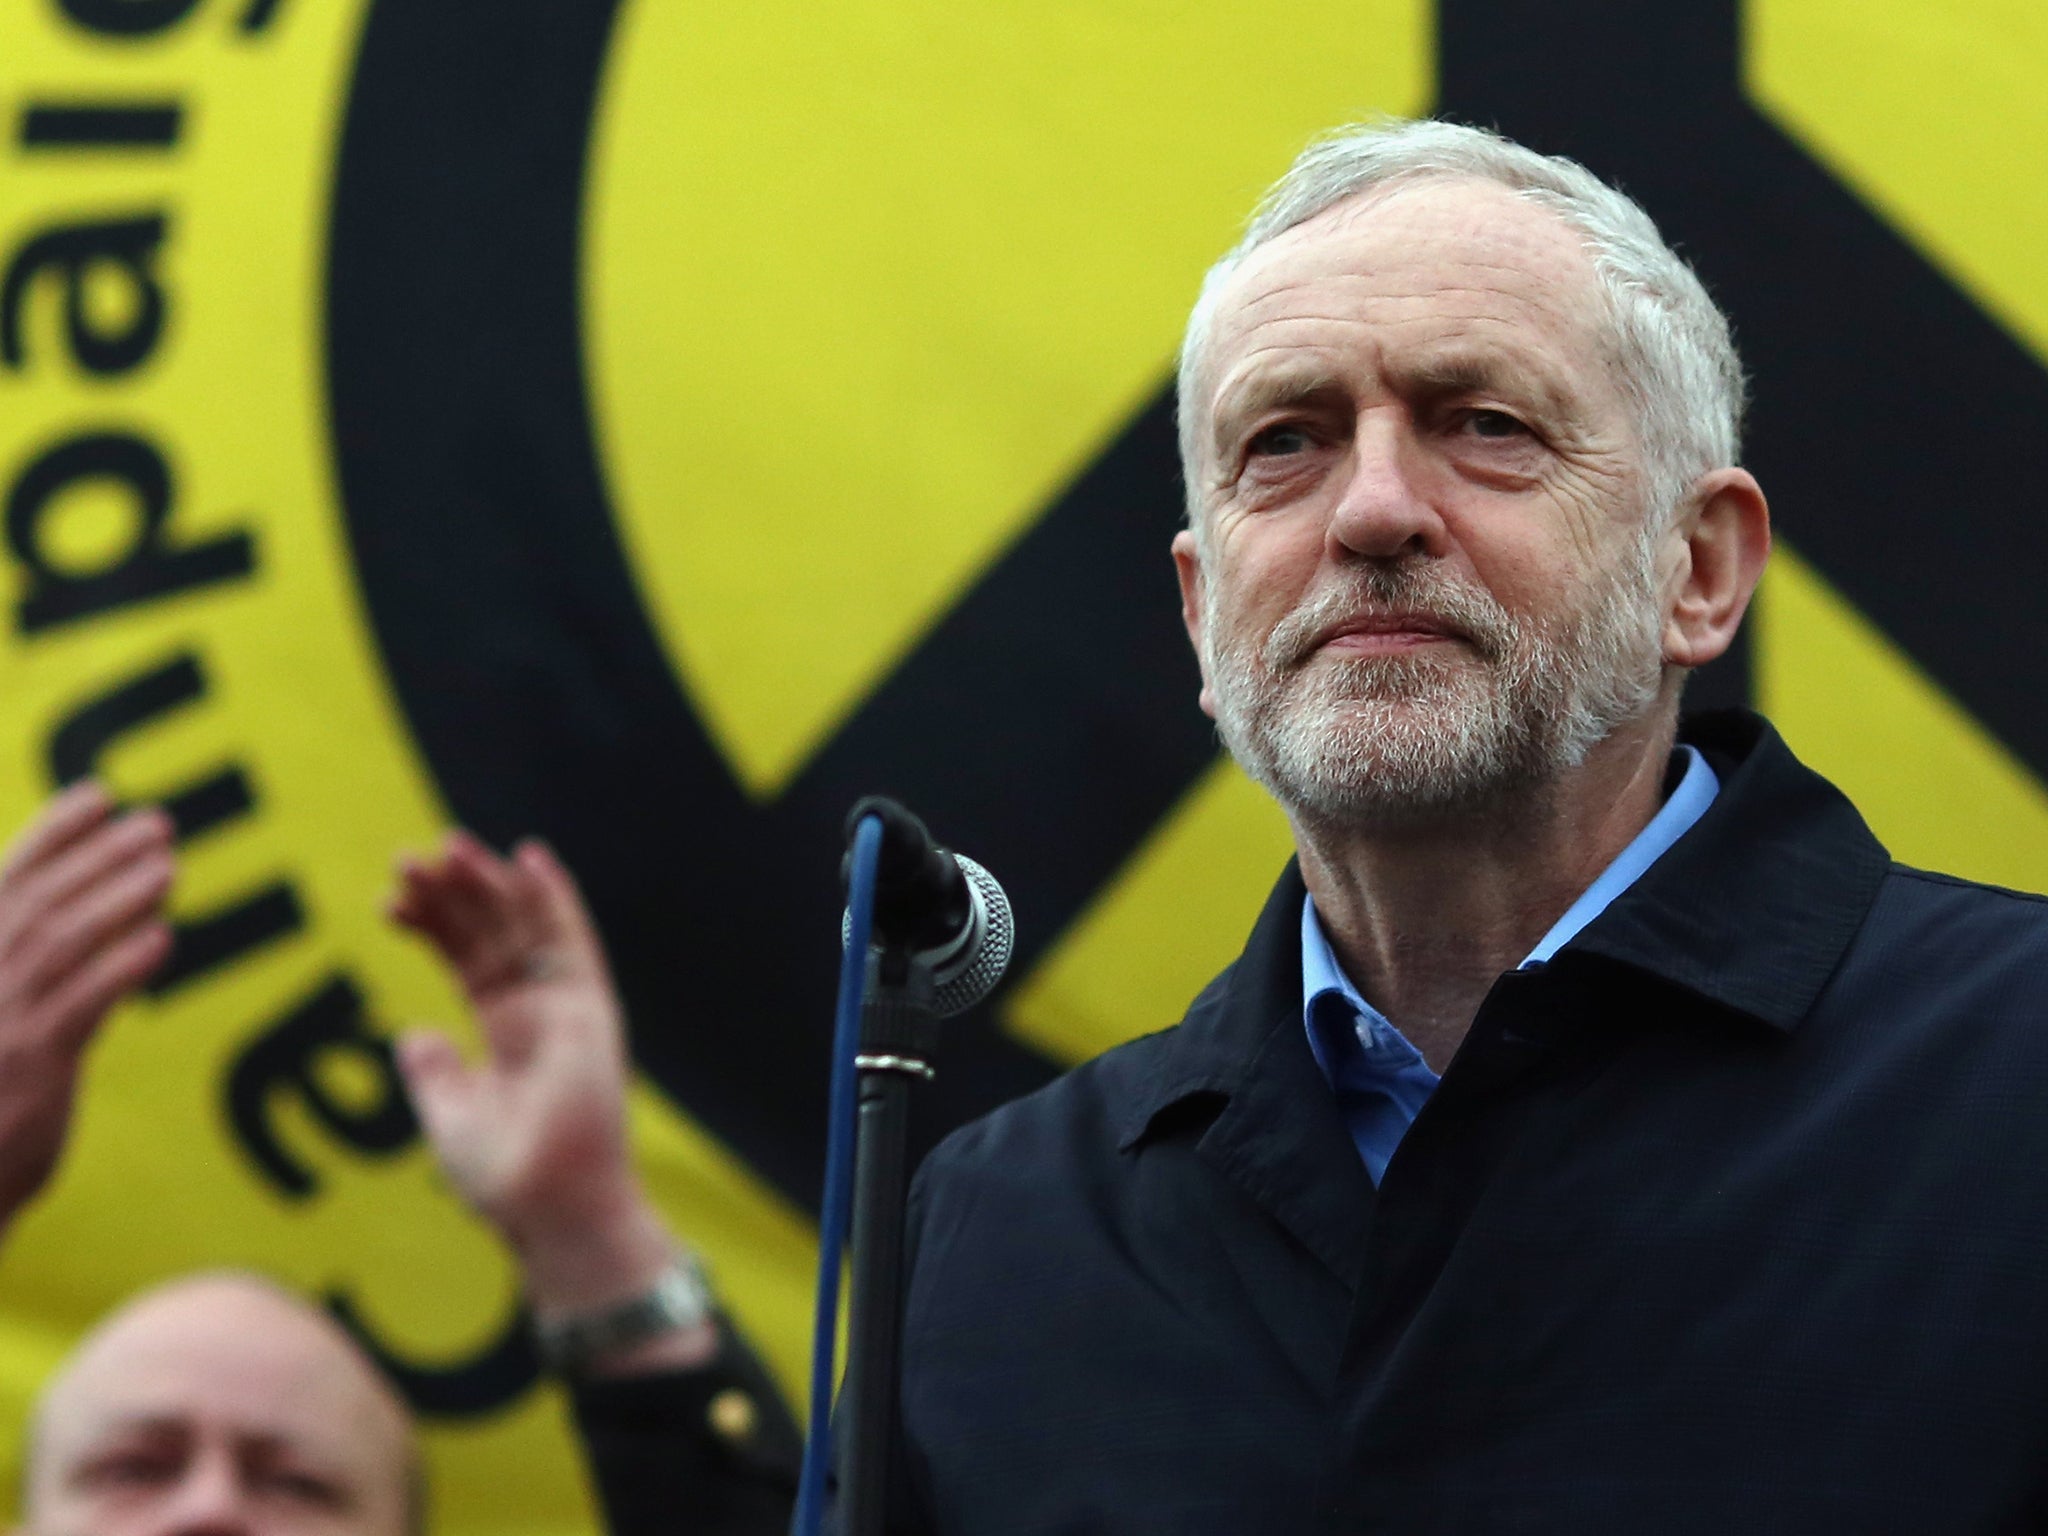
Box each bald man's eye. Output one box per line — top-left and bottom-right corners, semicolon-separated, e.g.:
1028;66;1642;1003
76;1449;180;1489
257;1467;350;1508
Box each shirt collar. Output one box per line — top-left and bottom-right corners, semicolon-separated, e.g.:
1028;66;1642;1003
1300;744;1721;1050
1523;743;1719;964
1301;886;1372;1029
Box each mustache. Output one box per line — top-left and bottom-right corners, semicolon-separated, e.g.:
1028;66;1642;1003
1263;565;1516;670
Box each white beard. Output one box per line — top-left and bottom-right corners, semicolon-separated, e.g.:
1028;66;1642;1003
1203;532;1667;831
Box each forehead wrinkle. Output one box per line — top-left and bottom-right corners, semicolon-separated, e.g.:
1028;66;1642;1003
1214;256;1602;364
1225;187;1609;336
1311;175;1599;267
1223;254;1606;386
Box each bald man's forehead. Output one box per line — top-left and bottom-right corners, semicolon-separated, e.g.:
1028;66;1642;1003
30;1277;414;1506
43;1344;398;1452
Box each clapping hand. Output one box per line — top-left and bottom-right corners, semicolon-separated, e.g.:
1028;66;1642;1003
0;783;172;1239
390;831;715;1367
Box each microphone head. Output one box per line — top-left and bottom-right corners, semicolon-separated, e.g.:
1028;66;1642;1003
931;854;1014;1017
841;851;1014;1018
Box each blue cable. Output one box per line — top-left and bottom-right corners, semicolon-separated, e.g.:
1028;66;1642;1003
793;813;880;1536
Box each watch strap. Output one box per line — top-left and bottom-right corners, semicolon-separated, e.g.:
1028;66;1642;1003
534;1255;716;1376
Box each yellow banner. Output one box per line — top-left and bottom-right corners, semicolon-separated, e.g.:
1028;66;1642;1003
0;2;2043;1532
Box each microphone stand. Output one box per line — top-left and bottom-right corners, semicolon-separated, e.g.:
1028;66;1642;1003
840;946;942;1536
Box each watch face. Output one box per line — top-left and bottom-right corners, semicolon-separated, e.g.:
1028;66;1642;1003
659;1262;719;1331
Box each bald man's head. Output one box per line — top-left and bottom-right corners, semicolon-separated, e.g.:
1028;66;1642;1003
20;1272;417;1536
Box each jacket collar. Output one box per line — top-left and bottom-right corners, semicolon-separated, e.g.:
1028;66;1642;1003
1568;709;1891;1032
1114;860;1310;1152
1115;859;1380;1285
1118;708;1892;1151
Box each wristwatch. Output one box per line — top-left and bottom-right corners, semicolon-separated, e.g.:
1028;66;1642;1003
533;1255;717;1376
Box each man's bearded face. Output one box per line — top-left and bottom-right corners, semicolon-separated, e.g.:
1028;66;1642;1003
1201;529;1667;829
1183;179;1677;827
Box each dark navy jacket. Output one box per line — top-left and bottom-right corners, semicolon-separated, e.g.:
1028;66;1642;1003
890;711;2048;1533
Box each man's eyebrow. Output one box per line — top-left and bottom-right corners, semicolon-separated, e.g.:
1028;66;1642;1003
59;1414;185;1480
70;1414;326;1464
76;1411;186;1444
1394;349;1581;420
245;1436;361;1499
1208;365;1347;450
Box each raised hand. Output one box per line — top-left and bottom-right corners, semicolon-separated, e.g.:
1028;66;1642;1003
0;782;172;1236
389;832;712;1365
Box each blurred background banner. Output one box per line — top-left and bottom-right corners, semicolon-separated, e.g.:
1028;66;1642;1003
1;0;2044;1529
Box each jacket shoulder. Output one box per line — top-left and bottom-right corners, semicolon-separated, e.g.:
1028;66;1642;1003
915;959;1245;1203
1884;861;2048;913
918;1017;1184;1187
1870;860;2048;958
1820;860;2048;1046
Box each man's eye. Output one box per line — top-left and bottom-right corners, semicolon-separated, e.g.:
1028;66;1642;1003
259;1468;348;1507
1246;424;1314;457
80;1452;178;1488
1461;409;1528;439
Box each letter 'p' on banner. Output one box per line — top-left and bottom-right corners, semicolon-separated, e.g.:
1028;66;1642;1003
1;2;2045;1531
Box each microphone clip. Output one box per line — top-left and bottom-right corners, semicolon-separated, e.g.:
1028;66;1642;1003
855;945;944;1071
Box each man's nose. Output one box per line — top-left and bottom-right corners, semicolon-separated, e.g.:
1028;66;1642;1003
147;1455;255;1536
1326;410;1445;562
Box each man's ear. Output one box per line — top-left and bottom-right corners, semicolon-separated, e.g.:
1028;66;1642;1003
1662;468;1771;671
1170;529;1219;721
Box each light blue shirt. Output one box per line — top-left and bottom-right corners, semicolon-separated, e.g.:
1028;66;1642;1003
1302;745;1721;1185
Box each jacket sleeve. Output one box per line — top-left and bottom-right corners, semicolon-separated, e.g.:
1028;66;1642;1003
567;1316;801;1536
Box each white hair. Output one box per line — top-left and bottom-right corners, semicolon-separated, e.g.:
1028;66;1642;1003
1177;118;1746;535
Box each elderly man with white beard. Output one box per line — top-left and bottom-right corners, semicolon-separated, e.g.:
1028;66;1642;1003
863;119;2048;1534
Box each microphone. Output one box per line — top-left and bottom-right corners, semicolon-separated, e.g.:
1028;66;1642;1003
843;796;1014;1016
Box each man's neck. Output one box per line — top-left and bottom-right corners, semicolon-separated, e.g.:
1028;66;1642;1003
1293;713;1679;1073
